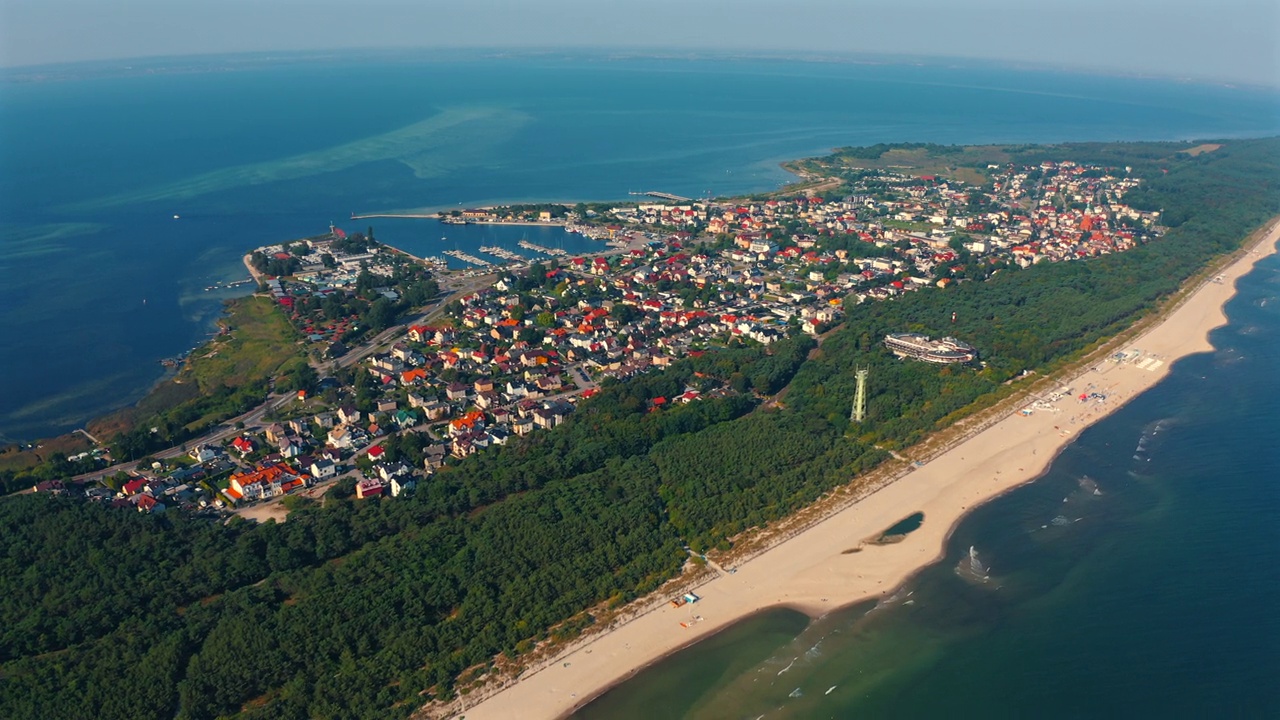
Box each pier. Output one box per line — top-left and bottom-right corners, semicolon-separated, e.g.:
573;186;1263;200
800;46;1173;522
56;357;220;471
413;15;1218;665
443;249;492;267
350;212;439;220
518;239;568;257
382;244;452;272
204;277;255;292
629;190;692;203
479;246;529;263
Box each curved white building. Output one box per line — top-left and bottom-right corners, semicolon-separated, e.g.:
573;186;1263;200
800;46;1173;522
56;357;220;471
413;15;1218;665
884;333;977;363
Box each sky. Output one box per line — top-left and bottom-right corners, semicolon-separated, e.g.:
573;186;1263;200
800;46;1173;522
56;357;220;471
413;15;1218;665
2;0;1278;86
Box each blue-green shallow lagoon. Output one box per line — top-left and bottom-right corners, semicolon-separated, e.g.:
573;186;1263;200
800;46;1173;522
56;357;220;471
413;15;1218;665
3;52;1280;441
575;249;1280;718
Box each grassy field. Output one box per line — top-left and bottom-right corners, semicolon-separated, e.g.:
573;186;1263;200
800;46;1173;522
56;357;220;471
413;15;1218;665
0;433;93;474
186;295;304;391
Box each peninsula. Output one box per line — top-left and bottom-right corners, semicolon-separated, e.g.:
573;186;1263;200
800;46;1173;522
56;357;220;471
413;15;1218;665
1;138;1277;720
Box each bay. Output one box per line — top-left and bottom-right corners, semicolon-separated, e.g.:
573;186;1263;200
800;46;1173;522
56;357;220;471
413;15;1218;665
2;51;1279;441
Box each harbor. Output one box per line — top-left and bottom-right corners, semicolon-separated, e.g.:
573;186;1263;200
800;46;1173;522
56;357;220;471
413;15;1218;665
442;249;493;267
518;239;568;257
480;245;530;263
204;277;255;292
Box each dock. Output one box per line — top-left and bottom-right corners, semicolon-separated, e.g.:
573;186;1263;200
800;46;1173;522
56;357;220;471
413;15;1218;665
479;246;529;263
629;190;692;203
442;249;492;267
204;277;255;292
349;212;439;220
517;239;568;257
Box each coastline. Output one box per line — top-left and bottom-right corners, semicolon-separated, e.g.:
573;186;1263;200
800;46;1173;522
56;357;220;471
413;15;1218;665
242;253;266;285
452;218;1280;720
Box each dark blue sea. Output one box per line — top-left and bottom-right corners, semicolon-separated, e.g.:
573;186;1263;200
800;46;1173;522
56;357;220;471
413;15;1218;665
576;246;1280;718
1;52;1278;442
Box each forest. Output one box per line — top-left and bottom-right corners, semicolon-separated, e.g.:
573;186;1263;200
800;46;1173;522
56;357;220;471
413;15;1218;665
1;138;1277;720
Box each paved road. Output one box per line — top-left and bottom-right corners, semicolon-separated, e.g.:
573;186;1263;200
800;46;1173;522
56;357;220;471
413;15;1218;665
330;274;496;371
68;390;296;484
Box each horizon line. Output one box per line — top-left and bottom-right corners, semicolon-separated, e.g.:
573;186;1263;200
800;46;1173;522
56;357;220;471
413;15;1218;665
3;45;1277;92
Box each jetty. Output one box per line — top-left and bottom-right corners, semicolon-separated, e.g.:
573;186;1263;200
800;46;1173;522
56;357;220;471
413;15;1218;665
349;212;438;220
204;277;255;292
479;246;528;263
443;249;492;267
629;190;692;203
518;239;568;257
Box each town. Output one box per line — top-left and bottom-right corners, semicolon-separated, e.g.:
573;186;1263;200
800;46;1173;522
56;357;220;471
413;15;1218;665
34;158;1163;519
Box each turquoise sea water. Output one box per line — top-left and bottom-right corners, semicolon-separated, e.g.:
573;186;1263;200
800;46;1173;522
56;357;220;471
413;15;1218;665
2;53;1279;440
576;248;1280;718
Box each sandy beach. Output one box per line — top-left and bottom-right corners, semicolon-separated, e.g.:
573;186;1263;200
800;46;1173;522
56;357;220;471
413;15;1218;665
242;253;266;285
453;220;1280;720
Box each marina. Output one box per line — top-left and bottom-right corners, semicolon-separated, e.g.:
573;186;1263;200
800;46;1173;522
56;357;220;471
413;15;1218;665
479;245;530;263
442;249;493;267
518;239;568;257
204;277;255;292
565;222;616;240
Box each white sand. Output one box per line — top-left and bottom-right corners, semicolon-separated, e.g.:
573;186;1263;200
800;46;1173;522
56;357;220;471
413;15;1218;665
451;221;1280;720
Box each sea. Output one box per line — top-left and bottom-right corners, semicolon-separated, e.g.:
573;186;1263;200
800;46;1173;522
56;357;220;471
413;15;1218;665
2;51;1280;442
574;248;1280;717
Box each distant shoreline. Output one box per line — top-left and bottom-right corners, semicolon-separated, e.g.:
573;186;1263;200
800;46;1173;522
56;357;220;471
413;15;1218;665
6;49;1276;94
454;217;1280;720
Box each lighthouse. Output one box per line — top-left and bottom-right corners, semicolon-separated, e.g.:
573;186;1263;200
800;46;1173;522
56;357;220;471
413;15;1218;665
851;367;869;423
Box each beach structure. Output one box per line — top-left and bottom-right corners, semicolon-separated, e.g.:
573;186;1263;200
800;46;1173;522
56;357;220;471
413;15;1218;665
883;333;977;363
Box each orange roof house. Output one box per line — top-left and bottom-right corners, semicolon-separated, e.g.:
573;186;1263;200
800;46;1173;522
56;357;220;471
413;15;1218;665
401;368;429;385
